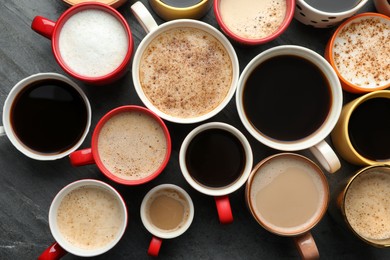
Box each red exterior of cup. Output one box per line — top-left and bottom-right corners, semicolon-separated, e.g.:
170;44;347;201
213;0;295;45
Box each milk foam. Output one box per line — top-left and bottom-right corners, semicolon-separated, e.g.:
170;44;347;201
59;9;128;77
332;16;390;89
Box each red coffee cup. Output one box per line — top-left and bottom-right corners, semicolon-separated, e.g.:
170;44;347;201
70;105;171;185
31;2;133;85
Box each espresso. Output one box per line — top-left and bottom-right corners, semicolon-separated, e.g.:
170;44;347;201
57;186;124;249
348;97;390;161
219;0;286;39
160;0;202;8
185;129;245;188
97;111;167;180
304;0;361;13
345;169;390;241
146;188;190;231
11;79;88;154
250;156;326;232
243;55;331;141
139;27;232;118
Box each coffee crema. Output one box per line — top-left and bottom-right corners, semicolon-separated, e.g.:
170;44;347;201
139;27;232;118
97;111;167;180
57;186;124;250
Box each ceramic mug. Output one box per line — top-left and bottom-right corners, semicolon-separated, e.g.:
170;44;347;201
0;73;91;160
62;0;127;9
69;105;171;185
31;2;133;85
236;45;342;173
131;1;239;124
149;0;212;20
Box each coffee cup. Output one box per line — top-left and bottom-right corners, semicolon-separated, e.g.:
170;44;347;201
236;45;342;173
246;153;329;259
62;0;127;9
0;73;91;160
179;122;253;224
325;13;390;93
140;184;194;257
374;0;390;16
69;105;171;185
331;90;390;166
294;0;369;28
131;1;239;124
38;179;128;259
31;2;133;85
213;0;295;45
149;0;212;20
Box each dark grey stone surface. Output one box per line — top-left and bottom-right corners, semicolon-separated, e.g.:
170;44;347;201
0;0;389;259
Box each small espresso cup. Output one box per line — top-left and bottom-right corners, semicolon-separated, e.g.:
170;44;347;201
236;45;342;173
131;1;239;124
69;105;171;185
325;13;390;93
333;165;390;248
213;0;295;45
0;73;91;160
331;90;390;166
39;179;128;259
149;0;212;20
294;0;369;28
140;184;194;257
246;153;329;259
179;122;253;224
31;2;133;85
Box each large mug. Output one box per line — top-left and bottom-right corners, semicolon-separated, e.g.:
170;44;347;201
131;1;239;124
236;45;342;173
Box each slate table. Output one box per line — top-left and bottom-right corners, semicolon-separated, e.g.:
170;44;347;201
0;0;389;259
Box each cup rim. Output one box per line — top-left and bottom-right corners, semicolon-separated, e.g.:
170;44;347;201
140;183;195;239
90;105;171;185
2;72;91;160
179;122;253;196
326;12;390;93
296;0;369;15
246;153;330;237
213;0;296;45
131;19;239;124
48;179;128;257
235;45;342;151
151;0;210;11
51;2;133;84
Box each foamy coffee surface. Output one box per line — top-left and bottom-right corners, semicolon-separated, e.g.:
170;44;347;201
97;111;167;180
57;186;123;250
59;9;128;77
219;0;286;39
345;170;390;240
332;16;390;89
139;27;232;118
250;157;326;234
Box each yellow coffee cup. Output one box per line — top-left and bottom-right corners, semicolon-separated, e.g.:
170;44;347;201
149;0;212;20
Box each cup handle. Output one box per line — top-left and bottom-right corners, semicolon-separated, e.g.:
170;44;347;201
131;1;159;33
38;242;67;260
148;236;163;257
293;232;319;260
31;16;56;39
214;195;234;224
309;140;341;173
69;148;95;166
0;126;5;136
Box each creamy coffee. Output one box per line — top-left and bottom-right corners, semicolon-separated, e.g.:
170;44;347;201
344;170;390;241
139;27;232;118
219;0;286;39
57;186;124;249
97;111;167;180
146;188;190;232
250;156;326;233
59;9;128;77
332;16;390;89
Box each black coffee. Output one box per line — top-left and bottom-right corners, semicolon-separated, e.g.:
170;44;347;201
348;97;390;161
185;129;245;188
160;0;202;8
11;79;88;154
243;55;331;142
304;0;361;13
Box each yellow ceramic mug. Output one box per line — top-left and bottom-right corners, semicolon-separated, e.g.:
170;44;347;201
331;90;390;166
149;0;212;20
